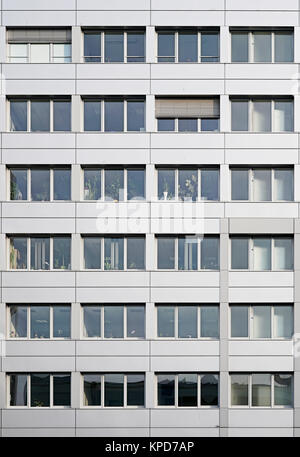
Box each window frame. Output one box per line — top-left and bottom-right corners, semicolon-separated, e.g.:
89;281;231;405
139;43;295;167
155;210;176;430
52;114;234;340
156;117;220;133
8;42;72;63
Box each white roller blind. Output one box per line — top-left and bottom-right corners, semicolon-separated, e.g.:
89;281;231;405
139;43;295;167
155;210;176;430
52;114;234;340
7;29;71;43
155;98;219;118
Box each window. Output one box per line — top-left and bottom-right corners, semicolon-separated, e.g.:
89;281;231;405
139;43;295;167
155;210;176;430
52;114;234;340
9;304;71;339
9;236;71;270
83;373;145;407
231;98;294;132
156;305;219;339
8;28;72;63
230;236;293;271
230;373;293;408
10;167;71;201
157;373;219;407
83;98;145;132
83;236;145;271
9;98;71;132
82;305;145;339
9;373;71;407
157;117;219;132
231;30;293;63
230;304;293;339
157;236;220;271
83;167;145;201
157;30;219;62
83;31;145;63
231;167;294;202
157;168;219;201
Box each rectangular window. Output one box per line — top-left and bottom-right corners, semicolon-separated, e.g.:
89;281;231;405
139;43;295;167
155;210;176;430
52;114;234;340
157;373;219;407
53;101;71;132
232;373;293;408
84;374;101;406
10;100;27;131
231;33;248;62
230;304;293;339
157;237;175;269
9;373;71;408
127;32;145;62
231;100;248;131
178;33;198;62
105;32;124;63
156;305;219;339
84;33;101;62
104;237;124;270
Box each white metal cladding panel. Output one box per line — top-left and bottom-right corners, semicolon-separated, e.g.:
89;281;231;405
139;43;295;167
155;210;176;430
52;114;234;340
5;341;76;357
228;356;293;371
228;410;294;428
2;288;76;303
226;11;298;26
150;11;225;27
3;64;76;80
225;149;298;165
151;356;219;371
151;0;225;10
77;64;150;80
2;149;77;165
76;356;149;372
2;410;76;428
226;0;298;10
2;218;75;233
228;288;294;303
2;134;76;149
150;428;220;437
77;0;151;10
3;0;77;10
151;341;219;356
76;410;149;428
152;64;224;80
76;288;150;303
150;202;223;219
77;79;150;95
225;64;297;80
2;203;76;218
151;288;220;303
76;428;150;437
150;410;219;428
228;428;293;437
225;203;298;219
76;202;149;218
151;149;225;165
2;272;76;288
150;272;219;287
229;341;293;356
76;134;150;149
6;80;76;95
76;341;150;357
76;11;151;26
3;356;76;372
228;272;294;288
76;272;150;287
77;149;150;165
2;428;76;437
150;133;224;149
2;12;76;27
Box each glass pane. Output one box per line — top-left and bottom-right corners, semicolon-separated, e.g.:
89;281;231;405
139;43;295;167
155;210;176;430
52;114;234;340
201;169;219;201
157;374;175;405
253;169;271;201
157;306;174;337
104;306;123;338
158;169;175;200
105;374;124;406
84;33;101;62
31;373;50;407
10;374;27;406
274;306;293;338
201;374;219;405
157;237;175;269
53;101;71;131
10;100;27;131
84;101;101;131
178;237;197;270
83;306;101;338
10;169;27;200
30;237;50;270
253;306;271;338
9;43;28;62
178;169;198;201
274;374;293;406
127;306;145;338
31;169;50;201
10;305;27;338
231;33;248;62
53;237;71;270
274;101;293;132
201;306;219;338
178;306;197;338
157;118;175;131
252;374;271;406
178;118;197;132
105;100;124;131
253;101;271;132
127;100;145;131
84;169;101;200
127;374;145;406
127;168;145;200
274;169;293;201
275;32;293;62
201;33;219;62
201;237;219;270
253;238;271;271
30;306;50;339
178;33;197;62
231;100;248;131
10;237;27;269
127;237;145;270
231;306;248;338
31;44;50;63
53;168;71;200
104;238;124;270
104;169;124;201
231;238;248;269
231;169;249;200
178;374;197;406
53;43;71;63
201;118;219;131
53;374;70;406
105;33;124;62
158;33;175;62
274;238;293;270
127;33;145;62
53;306;70;338
84;374;101;406
84;237;101;269
31;100;50;132
231;374;248;406
253;32;272;62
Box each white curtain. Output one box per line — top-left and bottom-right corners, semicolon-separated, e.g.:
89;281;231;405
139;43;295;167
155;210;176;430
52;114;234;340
273;238;293;270
253;170;271;201
252;101;271;131
253;306;271;338
274;169;293;201
274;306;293;338
253;238;271;270
274;101;293;132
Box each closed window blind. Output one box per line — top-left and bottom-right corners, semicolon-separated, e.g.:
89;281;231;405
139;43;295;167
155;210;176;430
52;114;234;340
7;29;71;43
155;98;220;118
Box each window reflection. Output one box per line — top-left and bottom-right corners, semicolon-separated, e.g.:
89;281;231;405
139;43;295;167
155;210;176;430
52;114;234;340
30;237;50;270
53;237;71;270
31;169;50;201
30;306;50;338
104;238;124;270
31;100;50;132
127;237;145;270
157;237;175;269
10;305;27;338
84;237;101;269
10;169;27;200
10;100;27;131
104;306;124;338
105;374;124;406
53;168;71;200
84;169;101;200
10;237;27;269
105;169;124;201
10;374;27;406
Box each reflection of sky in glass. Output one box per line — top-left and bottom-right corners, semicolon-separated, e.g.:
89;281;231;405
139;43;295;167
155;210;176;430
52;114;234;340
105;101;124;131
31;101;50;132
11;101;27;131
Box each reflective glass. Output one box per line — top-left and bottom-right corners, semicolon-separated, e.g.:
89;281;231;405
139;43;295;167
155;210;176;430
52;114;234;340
31;100;50;132
53;306;70;338
30;306;50;339
104;238;124;270
157;306;175;338
178;374;197;406
127;306;145;338
84;237;101;269
104;306;123;338
53;237;71;270
105;374;124;406
83;306;101;338
10;100;27;131
105;33;124;62
30;237;50;270
157;237;175;269
127;237;145;270
10;169;27;200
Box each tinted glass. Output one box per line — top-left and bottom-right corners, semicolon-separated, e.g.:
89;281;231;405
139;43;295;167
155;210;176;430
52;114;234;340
127;168;145;200
10;305;27;338
158;33;175;62
127;306;145;338
84;169;101;200
178;33;197;62
104;306;123;338
127;33;145;62
252;374;271;406
178;169;198;201
104;238;124;270
10;169;27;200
274;169;293;201
231;306;248;338
84;374;101;406
253;169;271;201
157;374;175;405
10;237;27;269
231;100;248;131
30;237;50;270
105;100;124;131
84;101;101;131
231;374;248;406
53;169;71;200
53;101;71;131
275;32;293;62
31;169;50;201
84;33;101;62
105;33;124;62
53;374;70;406
201;118;219;131
253;101;271;132
178;306;197;338
31;101;50;132
158;169;175;200
253;306;271;338
105;374;124;406
53;306;70;338
201;33;219;62
84;237;101;269
201;374;218;405
53;237;71;270
178;237;197;270
105;169;124;201
231;169;249;200
31;373;50;407
274;374;293;406
10;374;27;406
127;374;145;406
127;237;145;270
178;118;197;132
253;32;272;62
178;374;197;406
31;306;50;338
157;118;175;131
231;238;248;269
10;100;27;131
201;169;219;200
253;238;271;271
127;101;145;131
274;238;293;270
201;306;219;338
231;33;248;62
83;306;101;338
157;306;175;337
274;101;293;132
274;305;293;338
157;237;175;269
53;43;71;63
201;237;219;270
